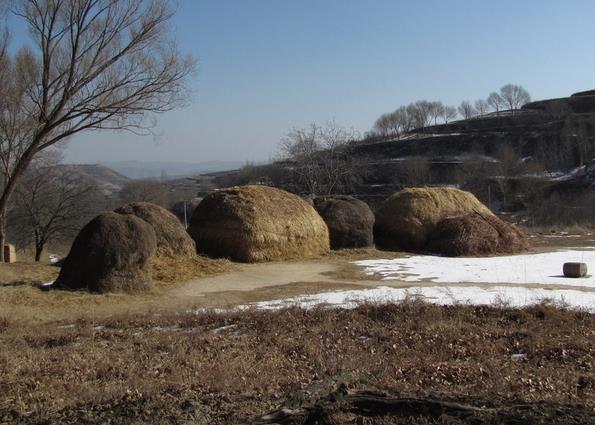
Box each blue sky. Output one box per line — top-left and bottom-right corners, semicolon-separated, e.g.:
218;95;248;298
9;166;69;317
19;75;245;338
9;1;595;163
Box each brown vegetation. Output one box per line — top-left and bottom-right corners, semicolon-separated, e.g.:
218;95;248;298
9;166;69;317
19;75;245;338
0;302;592;423
115;202;196;257
313;195;375;249
374;187;492;251
54;212;157;293
426;212;529;256
0;262;58;286
188;185;329;262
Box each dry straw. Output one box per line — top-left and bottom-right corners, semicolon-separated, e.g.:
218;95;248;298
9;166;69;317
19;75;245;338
375;187;493;250
115;202;196;258
313;195;375;249
55;212;157;293
188;185;330;262
426;212;529;256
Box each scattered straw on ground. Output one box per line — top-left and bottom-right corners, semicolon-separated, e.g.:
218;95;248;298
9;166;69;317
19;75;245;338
151;255;232;286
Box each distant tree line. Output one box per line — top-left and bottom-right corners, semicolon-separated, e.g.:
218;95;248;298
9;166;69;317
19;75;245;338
371;84;531;137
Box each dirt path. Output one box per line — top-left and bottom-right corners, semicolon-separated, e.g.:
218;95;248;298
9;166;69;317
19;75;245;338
169;256;595;310
3;250;593;324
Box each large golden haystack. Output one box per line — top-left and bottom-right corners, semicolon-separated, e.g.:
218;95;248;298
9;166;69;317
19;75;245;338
187;185;330;262
115;202;195;257
54;212;157;293
374;187;493;251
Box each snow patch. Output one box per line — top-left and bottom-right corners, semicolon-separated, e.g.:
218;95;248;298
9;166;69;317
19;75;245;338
245;285;595;312
354;249;595;287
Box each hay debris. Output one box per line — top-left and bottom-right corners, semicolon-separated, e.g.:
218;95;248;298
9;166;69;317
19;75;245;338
187;185;330;262
374;187;493;251
313;195;374;249
115;202;196;257
151;255;232;285
54;212;157;293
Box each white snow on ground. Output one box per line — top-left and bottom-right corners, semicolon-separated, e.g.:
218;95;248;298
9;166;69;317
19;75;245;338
245;286;595;312
353;249;595;287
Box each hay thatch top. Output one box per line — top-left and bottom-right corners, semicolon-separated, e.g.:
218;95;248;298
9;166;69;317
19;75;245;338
188;185;329;262
375;187;493;250
115;202;195;257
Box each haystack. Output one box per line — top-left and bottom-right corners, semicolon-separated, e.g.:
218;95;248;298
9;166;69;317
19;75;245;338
54;212;157;293
115;202;196;257
425;212;529;256
374;187;493;251
187;185;330;262
313;195;374;249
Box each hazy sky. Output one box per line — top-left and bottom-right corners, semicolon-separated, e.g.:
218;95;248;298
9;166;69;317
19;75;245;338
12;1;595;163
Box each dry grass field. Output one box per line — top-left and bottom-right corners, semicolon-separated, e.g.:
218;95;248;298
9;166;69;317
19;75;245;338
0;301;594;423
1;239;594;423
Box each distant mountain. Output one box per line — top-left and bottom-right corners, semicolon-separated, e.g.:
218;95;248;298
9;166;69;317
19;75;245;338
99;160;245;179
58;164;130;195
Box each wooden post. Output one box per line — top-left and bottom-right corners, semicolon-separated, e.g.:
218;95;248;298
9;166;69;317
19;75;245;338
3;244;16;263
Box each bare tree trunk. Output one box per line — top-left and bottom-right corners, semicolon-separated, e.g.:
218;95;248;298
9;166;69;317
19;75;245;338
35;244;43;262
0;204;5;262
0;146;39;262
35;240;44;262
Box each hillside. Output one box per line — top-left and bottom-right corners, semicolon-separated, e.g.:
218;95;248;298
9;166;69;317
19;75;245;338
57;164;130;195
217;90;595;217
100;160;246;179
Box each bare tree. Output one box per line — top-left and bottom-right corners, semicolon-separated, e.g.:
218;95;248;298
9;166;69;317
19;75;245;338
9;153;104;261
373;113;393;137
499;84;531;114
458;101;477;120
280;121;362;196
427;101;444;126
0;0;195;260
119;179;170;207
440;105;458;123
474;99;489;116
373;110;402;137
410;100;432;132
487;92;504;115
394;106;414;133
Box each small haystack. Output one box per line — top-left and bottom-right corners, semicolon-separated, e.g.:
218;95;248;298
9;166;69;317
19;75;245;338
187;185;329;262
374;187;492;251
54;212;157;293
425;212;529;256
313;195;375;249
115;202;196;257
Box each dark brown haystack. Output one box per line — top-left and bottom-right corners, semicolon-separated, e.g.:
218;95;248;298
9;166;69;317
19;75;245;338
115;202;195;257
374;187;493;251
187;185;329;262
54;212;157;293
313;195;374;249
426;212;529;257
